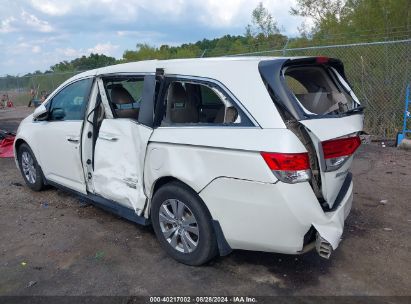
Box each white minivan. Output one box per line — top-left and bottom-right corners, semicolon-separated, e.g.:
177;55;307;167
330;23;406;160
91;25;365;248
14;57;363;265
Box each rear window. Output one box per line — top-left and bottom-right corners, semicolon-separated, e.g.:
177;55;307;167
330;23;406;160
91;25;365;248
284;65;360;115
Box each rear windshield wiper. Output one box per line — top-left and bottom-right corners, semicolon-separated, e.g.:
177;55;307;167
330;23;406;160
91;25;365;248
344;105;365;115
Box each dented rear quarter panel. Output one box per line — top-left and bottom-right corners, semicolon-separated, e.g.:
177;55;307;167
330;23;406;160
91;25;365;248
143;127;308;200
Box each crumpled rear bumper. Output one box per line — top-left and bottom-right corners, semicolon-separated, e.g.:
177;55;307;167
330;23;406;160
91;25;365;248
199;176;353;254
312;186;353;250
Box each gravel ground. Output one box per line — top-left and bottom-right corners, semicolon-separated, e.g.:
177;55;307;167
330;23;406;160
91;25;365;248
0;107;410;296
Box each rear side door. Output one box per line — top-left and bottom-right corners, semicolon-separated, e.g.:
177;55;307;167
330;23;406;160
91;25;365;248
92;75;157;214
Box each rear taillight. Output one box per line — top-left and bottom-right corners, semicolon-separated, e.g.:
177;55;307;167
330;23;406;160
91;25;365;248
261;152;311;184
322;136;361;171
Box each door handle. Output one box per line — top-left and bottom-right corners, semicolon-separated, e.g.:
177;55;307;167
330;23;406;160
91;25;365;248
99;134;118;142
66;136;80;143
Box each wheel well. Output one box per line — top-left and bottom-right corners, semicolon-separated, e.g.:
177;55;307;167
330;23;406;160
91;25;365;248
14;139;27;156
14;140;42;172
149;176;232;256
152;176;186;197
150;176;211;217
148;176;191;218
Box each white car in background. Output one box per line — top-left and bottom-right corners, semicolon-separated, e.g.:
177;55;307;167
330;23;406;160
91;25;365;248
14;57;363;265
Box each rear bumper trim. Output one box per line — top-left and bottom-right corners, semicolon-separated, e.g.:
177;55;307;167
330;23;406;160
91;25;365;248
324;172;352;212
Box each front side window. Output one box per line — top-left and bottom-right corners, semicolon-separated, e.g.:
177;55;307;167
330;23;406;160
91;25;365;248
49;78;93;121
160;80;244;126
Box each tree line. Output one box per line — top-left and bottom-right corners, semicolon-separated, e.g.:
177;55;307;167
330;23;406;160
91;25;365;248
14;0;411;76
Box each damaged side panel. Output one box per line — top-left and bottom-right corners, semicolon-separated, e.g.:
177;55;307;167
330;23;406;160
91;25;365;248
143;127;309;203
93;119;152;214
144;143;276;197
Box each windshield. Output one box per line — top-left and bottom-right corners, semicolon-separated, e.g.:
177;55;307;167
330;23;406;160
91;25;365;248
283;65;360;115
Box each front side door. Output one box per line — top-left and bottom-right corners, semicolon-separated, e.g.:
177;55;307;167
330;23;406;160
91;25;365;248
92;75;157;214
36;77;94;193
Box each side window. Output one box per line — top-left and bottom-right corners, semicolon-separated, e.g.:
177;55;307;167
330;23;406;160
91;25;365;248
160;80;242;125
200;85;223;106
49;78;93;121
103;77;144;119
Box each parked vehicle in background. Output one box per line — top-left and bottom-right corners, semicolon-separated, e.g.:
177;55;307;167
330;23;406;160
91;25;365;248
14;57;363;265
1;94;14;108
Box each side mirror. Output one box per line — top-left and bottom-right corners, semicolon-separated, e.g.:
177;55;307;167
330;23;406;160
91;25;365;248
33;104;48;120
50;108;65;120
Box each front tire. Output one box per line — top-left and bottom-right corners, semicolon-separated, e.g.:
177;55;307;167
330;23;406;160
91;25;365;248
18;143;45;191
151;182;218;266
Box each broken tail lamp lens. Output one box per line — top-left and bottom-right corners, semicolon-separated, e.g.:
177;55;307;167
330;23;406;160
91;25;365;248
260;152;311;184
322;136;361;171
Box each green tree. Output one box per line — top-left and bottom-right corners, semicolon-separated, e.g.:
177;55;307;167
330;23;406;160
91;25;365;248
290;0;411;42
343;0;411;35
290;0;347;25
50;53;116;72
246;2;280;37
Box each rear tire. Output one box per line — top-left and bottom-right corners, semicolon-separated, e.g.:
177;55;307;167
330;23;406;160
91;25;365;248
151;181;218;266
18;143;45;191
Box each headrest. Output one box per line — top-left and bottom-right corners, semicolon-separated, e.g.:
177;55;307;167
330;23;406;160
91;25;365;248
110;86;134;104
169;82;188;107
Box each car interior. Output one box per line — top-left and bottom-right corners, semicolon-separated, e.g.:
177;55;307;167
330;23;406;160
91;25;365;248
110;85;140;119
104;79;143;120
284;66;353;115
162;81;239;125
102;78;240;125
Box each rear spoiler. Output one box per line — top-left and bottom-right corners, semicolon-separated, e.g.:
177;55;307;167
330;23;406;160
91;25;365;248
258;57;352;121
283;57;347;77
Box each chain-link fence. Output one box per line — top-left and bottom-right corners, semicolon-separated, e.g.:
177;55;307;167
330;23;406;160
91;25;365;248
1;39;410;138
224;39;411;139
0;71;79;107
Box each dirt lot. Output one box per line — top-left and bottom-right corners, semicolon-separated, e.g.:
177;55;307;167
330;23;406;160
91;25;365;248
0;107;410;296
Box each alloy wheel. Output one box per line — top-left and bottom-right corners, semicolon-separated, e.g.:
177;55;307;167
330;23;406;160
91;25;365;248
21;151;36;184
158;199;199;253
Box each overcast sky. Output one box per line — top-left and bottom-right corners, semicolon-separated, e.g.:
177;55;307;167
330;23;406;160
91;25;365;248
0;0;307;75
